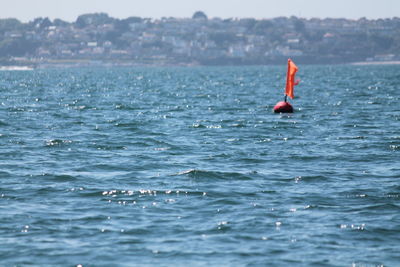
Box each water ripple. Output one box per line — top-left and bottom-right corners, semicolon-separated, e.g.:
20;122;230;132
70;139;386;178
1;65;399;266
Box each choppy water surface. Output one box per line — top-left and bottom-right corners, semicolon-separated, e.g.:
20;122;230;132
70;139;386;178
0;65;399;266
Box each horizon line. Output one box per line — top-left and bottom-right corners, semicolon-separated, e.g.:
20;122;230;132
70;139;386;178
1;13;399;23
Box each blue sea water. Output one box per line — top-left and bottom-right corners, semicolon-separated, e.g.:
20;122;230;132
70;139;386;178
0;65;399;267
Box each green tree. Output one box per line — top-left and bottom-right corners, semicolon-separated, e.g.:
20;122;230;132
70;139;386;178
0;38;39;56
192;11;208;20
76;13;114;28
0;18;23;34
53;19;69;27
254;20;273;34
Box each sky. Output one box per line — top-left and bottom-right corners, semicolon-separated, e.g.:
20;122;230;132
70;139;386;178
1;0;399;22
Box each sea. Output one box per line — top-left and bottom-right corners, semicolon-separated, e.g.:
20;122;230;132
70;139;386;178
0;65;399;267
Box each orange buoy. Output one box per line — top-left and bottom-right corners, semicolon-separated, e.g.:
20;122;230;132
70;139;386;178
273;59;300;114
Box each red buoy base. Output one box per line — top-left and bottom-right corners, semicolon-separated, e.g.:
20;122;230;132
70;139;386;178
273;101;293;113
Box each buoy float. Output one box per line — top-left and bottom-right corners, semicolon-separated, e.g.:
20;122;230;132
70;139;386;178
273;100;293;113
273;59;300;113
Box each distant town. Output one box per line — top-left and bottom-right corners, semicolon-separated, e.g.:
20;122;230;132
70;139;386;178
0;12;399;67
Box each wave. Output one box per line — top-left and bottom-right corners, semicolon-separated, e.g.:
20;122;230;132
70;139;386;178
28;173;79;182
172;169;253;181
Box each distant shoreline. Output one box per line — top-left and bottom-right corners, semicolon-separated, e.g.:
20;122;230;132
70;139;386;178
1;14;399;69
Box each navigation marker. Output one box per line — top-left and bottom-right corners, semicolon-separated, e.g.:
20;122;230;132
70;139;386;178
273;59;300;113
